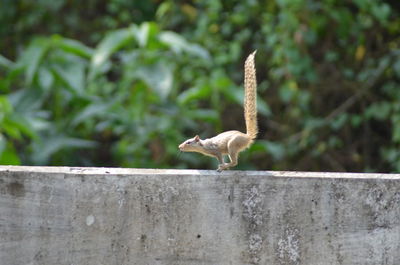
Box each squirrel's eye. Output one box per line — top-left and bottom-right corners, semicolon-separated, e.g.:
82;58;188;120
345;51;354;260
186;140;192;144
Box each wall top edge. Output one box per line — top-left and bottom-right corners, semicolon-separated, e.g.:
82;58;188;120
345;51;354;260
0;165;399;180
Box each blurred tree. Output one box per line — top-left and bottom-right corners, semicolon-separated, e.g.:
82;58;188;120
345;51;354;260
157;0;400;172
0;0;158;59
0;22;213;168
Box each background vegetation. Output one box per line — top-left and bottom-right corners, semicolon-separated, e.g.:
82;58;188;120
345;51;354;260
1;0;400;172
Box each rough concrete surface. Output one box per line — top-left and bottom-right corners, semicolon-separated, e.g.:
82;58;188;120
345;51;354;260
0;166;399;265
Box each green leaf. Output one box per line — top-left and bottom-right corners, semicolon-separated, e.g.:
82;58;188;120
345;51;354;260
8;87;44;113
159;31;210;59
135;22;150;47
0;139;20;165
52;63;85;95
53;36;94;59
6;114;37;139
185;44;211;60
229;87;271;116
136;61;173;100
18;38;50;85
156;2;172;20
177;85;211;105
71;101;113;126
393;60;400;78
2;117;22;139
254;140;285;161
1;102;38;141
350;114;363;128
392;114;400;143
0;54;13;69
0;95;12;115
257;98;272;117
372;3;391;24
331;114;348;130
32;136;97;164
0;134;5;154
365;102;391;121
187;109;219;123
90;27;136;78
135;22;161;49
381;147;400;172
159;31;187;53
38;67;54;90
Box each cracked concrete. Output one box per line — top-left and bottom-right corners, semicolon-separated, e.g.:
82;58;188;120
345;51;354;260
0;166;399;265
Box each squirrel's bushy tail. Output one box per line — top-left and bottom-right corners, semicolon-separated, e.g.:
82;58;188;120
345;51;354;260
244;50;258;139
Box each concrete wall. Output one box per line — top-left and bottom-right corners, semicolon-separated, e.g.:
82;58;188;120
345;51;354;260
0;166;399;265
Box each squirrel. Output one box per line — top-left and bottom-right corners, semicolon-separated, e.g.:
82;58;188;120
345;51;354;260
179;50;258;171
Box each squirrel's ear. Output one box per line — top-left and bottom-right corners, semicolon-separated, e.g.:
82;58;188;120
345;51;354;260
194;135;200;141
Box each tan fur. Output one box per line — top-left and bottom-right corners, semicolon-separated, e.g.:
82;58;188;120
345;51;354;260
179;51;258;171
244;50;258;139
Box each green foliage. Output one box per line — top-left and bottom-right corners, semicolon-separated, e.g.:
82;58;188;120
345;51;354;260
0;0;158;59
0;22;217;168
1;0;400;172
0;96;20;164
157;0;400;172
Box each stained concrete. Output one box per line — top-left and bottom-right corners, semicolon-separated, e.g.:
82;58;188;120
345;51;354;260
0;166;399;265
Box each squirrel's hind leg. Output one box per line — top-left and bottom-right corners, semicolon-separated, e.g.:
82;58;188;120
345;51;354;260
217;137;244;171
217;152;238;171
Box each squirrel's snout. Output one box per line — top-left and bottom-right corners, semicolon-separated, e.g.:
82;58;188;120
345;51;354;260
178;143;185;150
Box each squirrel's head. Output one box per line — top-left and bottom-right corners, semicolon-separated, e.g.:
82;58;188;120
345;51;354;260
178;135;203;152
